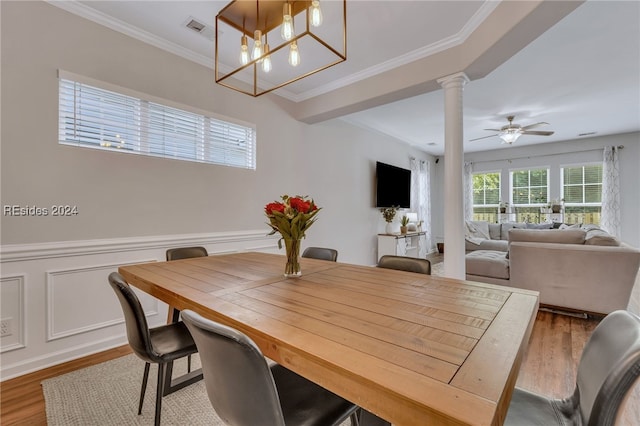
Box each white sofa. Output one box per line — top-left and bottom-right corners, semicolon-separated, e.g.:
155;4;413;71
465;226;640;315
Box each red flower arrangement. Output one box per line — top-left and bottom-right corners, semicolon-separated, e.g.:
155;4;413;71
264;195;320;242
265;195;321;276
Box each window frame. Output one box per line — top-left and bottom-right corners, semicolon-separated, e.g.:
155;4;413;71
58;70;256;170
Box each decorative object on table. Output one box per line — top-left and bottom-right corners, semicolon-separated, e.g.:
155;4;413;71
265;195;320;277
550;197;564;213
405;212;418;231
380;206;398;234
400;215;410;234
214;0;347;97
499;201;510;214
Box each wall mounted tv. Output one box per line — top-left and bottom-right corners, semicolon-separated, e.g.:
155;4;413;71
375;161;411;208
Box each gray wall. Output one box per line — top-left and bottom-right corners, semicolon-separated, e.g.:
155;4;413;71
0;1;432;266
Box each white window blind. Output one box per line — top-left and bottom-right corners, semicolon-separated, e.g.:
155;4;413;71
59;74;256;169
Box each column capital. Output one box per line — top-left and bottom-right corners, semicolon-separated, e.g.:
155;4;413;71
437;72;470;88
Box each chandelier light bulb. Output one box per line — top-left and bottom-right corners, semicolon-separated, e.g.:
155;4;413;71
262;43;272;73
281;3;294;41
252;30;263;61
310;0;323;27
239;35;249;65
288;40;300;67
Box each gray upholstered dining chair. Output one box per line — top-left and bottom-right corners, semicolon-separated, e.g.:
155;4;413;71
181;309;360;426
377;255;431;275
301;246;338;262
505;309;640;426
166;246;208;261
165;246;208;323
108;272;202;426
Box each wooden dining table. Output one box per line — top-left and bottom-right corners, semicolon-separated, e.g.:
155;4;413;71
118;251;539;426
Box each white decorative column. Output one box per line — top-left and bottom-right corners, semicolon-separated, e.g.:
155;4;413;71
437;72;469;279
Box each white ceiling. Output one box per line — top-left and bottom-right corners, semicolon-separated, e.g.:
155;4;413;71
52;0;640;156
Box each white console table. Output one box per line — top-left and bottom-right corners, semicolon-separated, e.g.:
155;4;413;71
377;232;427;261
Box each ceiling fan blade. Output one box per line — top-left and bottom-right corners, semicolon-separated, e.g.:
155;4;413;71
521;122;549;131
469;134;499;142
483;128;502;132
522;130;555;136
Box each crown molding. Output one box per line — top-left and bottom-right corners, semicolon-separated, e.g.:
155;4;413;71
46;0;214;69
287;1;500;102
46;0;498;103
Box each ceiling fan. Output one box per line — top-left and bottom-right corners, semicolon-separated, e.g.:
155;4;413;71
470;115;555;144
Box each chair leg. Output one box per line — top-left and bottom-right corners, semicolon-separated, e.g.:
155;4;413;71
187;354;192;373
155;363;166;426
138;362;151;415
350;410;360;426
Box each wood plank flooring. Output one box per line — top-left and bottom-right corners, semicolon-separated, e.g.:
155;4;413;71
1;273;638;425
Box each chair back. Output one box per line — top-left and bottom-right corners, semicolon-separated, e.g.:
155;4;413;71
181;309;286;426
377;255;431;275
575;310;640;426
301;247;338;262
166;246;208;261
108;272;157;363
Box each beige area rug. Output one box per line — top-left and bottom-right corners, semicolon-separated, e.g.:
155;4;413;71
430;261;444;276
43;354;355;426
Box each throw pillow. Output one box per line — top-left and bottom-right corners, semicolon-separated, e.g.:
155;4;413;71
525;222;554;229
500;222;526;240
585;229;620;246
465;220;490;240
559;223;582;230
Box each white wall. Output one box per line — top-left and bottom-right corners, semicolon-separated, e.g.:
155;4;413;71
0;1;433;378
432;132;640;248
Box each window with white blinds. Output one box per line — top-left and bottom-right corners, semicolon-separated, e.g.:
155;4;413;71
58;74;256;169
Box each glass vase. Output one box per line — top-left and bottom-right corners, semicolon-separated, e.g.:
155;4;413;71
283;238;302;277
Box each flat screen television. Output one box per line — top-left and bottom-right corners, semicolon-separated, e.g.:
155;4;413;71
375;161;411;208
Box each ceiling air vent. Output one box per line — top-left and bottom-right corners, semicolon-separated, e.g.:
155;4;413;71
186;18;205;33
184;17;215;41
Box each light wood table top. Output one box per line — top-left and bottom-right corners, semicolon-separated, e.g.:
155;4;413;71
119;252;538;426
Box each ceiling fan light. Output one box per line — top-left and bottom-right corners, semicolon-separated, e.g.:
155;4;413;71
499;131;521;144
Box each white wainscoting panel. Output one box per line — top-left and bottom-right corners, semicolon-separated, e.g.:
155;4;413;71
0;230;278;380
0;275;26;353
46;261;158;341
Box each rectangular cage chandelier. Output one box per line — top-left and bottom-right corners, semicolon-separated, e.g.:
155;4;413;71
215;0;347;97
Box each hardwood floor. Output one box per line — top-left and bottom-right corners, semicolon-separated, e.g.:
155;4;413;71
1;299;638;425
0;345;132;425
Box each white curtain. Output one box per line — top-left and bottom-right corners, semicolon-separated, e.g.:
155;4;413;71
411;158;434;252
601;146;621;238
463;162;474;221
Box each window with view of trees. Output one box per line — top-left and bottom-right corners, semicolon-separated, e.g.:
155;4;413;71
562;164;602;225
511;168;549;223
58;72;256;170
472;172;500;222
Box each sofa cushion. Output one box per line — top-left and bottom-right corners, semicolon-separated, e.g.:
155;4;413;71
466;250;510;279
508;228;587;245
500;222;526;240
585;229;620;246
488;223;501;240
465;239;509;252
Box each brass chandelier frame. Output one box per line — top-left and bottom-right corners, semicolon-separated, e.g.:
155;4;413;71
215;0;347;97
